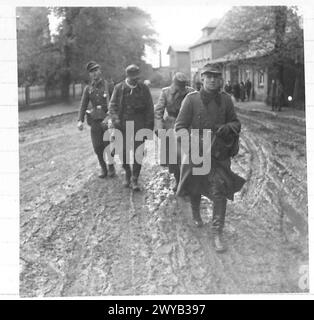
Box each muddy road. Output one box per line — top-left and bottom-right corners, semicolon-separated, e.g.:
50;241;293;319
19;99;308;296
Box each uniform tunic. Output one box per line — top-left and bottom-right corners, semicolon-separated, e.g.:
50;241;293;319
154;85;195;169
78;78;111;152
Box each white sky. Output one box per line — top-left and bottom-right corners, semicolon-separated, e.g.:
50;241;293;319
140;5;230;67
48;5;230;68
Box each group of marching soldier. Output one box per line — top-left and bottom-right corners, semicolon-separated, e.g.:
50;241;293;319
77;61;245;253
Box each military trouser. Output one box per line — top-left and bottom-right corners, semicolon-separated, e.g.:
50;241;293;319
169;164;180;187
121;132;145;179
164;132;181;187
90;120;113;169
190;181;227;234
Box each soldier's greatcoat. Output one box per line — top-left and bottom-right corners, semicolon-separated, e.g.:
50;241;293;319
175;89;245;200
154;85;195;130
154;85;195;169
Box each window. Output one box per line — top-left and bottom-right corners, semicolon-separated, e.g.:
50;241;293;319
258;69;264;87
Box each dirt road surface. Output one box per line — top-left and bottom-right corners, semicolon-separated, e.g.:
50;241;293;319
19;94;308;296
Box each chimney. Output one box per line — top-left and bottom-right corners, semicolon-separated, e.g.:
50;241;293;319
159;50;162;68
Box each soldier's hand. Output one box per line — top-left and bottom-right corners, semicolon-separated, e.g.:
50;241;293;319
77;121;84;131
108;118;114;129
216;124;230;137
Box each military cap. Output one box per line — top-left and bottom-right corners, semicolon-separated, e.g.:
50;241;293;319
201;64;222;76
125;64;140;78
86;61;100;72
173;72;188;83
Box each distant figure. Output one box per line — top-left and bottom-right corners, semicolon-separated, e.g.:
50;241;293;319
224;80;232;94
270;79;276;111
245;79;252;101
270;79;284;111
232;81;240;102
276;81;284;112
240;81;246;102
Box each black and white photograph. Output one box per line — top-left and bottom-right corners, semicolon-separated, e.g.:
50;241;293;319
17;4;309;297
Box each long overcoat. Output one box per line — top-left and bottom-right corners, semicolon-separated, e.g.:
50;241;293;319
174;90;245;200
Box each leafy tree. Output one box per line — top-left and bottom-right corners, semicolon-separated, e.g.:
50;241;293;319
211;6;304;105
53;7;157;99
213;6;303;70
17;7;53;86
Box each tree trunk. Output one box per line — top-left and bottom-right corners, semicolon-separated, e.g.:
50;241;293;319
61;72;71;101
25;85;30;107
274;6;287;83
293;69;300;109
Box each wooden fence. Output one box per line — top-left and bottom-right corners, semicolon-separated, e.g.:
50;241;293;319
18;83;84;108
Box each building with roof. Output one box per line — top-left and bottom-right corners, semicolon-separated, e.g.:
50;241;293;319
189;7;304;104
189;16;243;86
167;45;191;81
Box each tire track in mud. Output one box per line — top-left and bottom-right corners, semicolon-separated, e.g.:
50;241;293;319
20;109;308;296
237;112;308;238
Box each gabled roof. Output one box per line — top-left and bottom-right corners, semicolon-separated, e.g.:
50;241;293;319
190;7;274;49
189;11;234;48
202;18;220;30
167;45;190;54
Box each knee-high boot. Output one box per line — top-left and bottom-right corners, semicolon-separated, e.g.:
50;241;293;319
190;194;203;227
212;198;227;252
172;165;180;192
122;164;131;187
95;146;107;178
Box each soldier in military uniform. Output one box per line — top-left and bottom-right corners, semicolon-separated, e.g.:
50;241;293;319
154;72;195;192
175;65;245;253
108;64;154;191
77;61;116;178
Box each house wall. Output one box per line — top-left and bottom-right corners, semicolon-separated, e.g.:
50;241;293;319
190;42;213;71
169;49;191;81
223;63;268;101
176;52;191;79
169;50;177;69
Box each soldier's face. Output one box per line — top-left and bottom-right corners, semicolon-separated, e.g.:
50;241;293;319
173;80;186;92
127;76;140;86
202;73;222;91
89;68;101;81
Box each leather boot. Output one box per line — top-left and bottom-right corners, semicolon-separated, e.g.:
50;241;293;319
190;194;204;227
107;164;116;178
132;163;141;191
96;148;107;178
123;165;131;188
98;164;107;178
212;198;227;253
131;176;141;192
172;166;180;193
